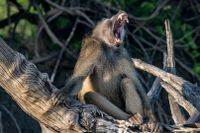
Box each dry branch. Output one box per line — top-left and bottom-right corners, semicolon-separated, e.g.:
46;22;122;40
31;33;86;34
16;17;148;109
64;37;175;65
50;18;78;82
132;59;200;113
0;105;21;133
164;19;186;124
34;2;76;59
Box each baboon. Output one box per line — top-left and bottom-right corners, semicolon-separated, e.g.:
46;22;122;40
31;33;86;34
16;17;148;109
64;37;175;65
63;11;155;121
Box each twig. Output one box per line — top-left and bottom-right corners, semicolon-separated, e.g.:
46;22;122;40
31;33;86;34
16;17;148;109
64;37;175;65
94;0;169;21
35;0;66;58
35;9;63;57
50;19;78;82
6;0;11;44
45;0;94;26
171;1;183;21
128;32;150;62
34;3;76;59
35;5;63;48
0;11;38;28
174;26;200;43
175;58;200;83
129;0;170;21
61;0;66;5
78;19;93;28
138;35;200;83
9;0;24;12
136;23;166;43
0;105;21;133
31;52;59;64
138;36;164;52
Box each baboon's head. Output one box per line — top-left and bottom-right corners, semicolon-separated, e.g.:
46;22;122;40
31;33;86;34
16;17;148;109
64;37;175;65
92;11;129;47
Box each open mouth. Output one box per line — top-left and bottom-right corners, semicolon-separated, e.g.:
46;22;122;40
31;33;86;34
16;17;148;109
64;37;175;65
113;12;129;44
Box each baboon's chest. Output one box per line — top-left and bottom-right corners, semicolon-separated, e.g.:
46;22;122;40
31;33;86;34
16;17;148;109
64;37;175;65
90;52;125;106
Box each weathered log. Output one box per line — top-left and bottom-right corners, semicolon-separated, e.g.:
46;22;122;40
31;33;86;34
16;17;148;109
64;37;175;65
132;59;200;114
0;38;145;133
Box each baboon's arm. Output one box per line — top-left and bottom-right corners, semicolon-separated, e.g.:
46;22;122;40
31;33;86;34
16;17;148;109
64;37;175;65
63;38;102;95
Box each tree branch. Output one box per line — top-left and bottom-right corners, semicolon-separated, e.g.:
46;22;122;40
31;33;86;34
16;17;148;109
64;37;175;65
0;12;38;28
132;58;200;113
164;19;186;124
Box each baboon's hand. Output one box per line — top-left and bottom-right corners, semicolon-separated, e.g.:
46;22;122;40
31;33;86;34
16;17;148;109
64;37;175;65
81;104;105;117
128;113;144;126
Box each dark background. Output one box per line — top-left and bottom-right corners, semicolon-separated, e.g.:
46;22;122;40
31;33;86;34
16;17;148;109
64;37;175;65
0;0;200;132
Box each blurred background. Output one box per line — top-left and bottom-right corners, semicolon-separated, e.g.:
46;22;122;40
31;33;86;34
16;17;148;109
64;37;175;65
0;0;200;132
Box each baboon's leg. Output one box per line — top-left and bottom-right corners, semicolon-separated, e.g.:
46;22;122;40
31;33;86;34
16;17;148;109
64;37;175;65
121;78;143;115
84;92;130;120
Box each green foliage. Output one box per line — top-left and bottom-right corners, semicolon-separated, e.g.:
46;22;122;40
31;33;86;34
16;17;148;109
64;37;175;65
155;25;165;36
194;63;200;75
0;27;9;38
0;0;6;20
56;17;70;29
0;0;36;41
118;0;126;8
16;20;37;40
140;1;156;16
47;41;60;50
0;0;18;20
71;38;82;50
17;0;29;8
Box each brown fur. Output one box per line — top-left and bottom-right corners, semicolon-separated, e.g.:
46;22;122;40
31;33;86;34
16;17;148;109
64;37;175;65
63;11;156;121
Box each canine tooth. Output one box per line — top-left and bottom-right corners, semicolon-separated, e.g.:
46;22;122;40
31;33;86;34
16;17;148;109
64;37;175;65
118;13;124;20
118;15;122;20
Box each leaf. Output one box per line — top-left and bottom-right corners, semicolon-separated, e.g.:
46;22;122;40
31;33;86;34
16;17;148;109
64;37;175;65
140;1;155;16
193;63;200;75
56;17;70;29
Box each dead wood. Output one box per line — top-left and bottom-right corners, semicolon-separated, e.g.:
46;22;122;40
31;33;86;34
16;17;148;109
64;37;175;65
164;19;186;124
